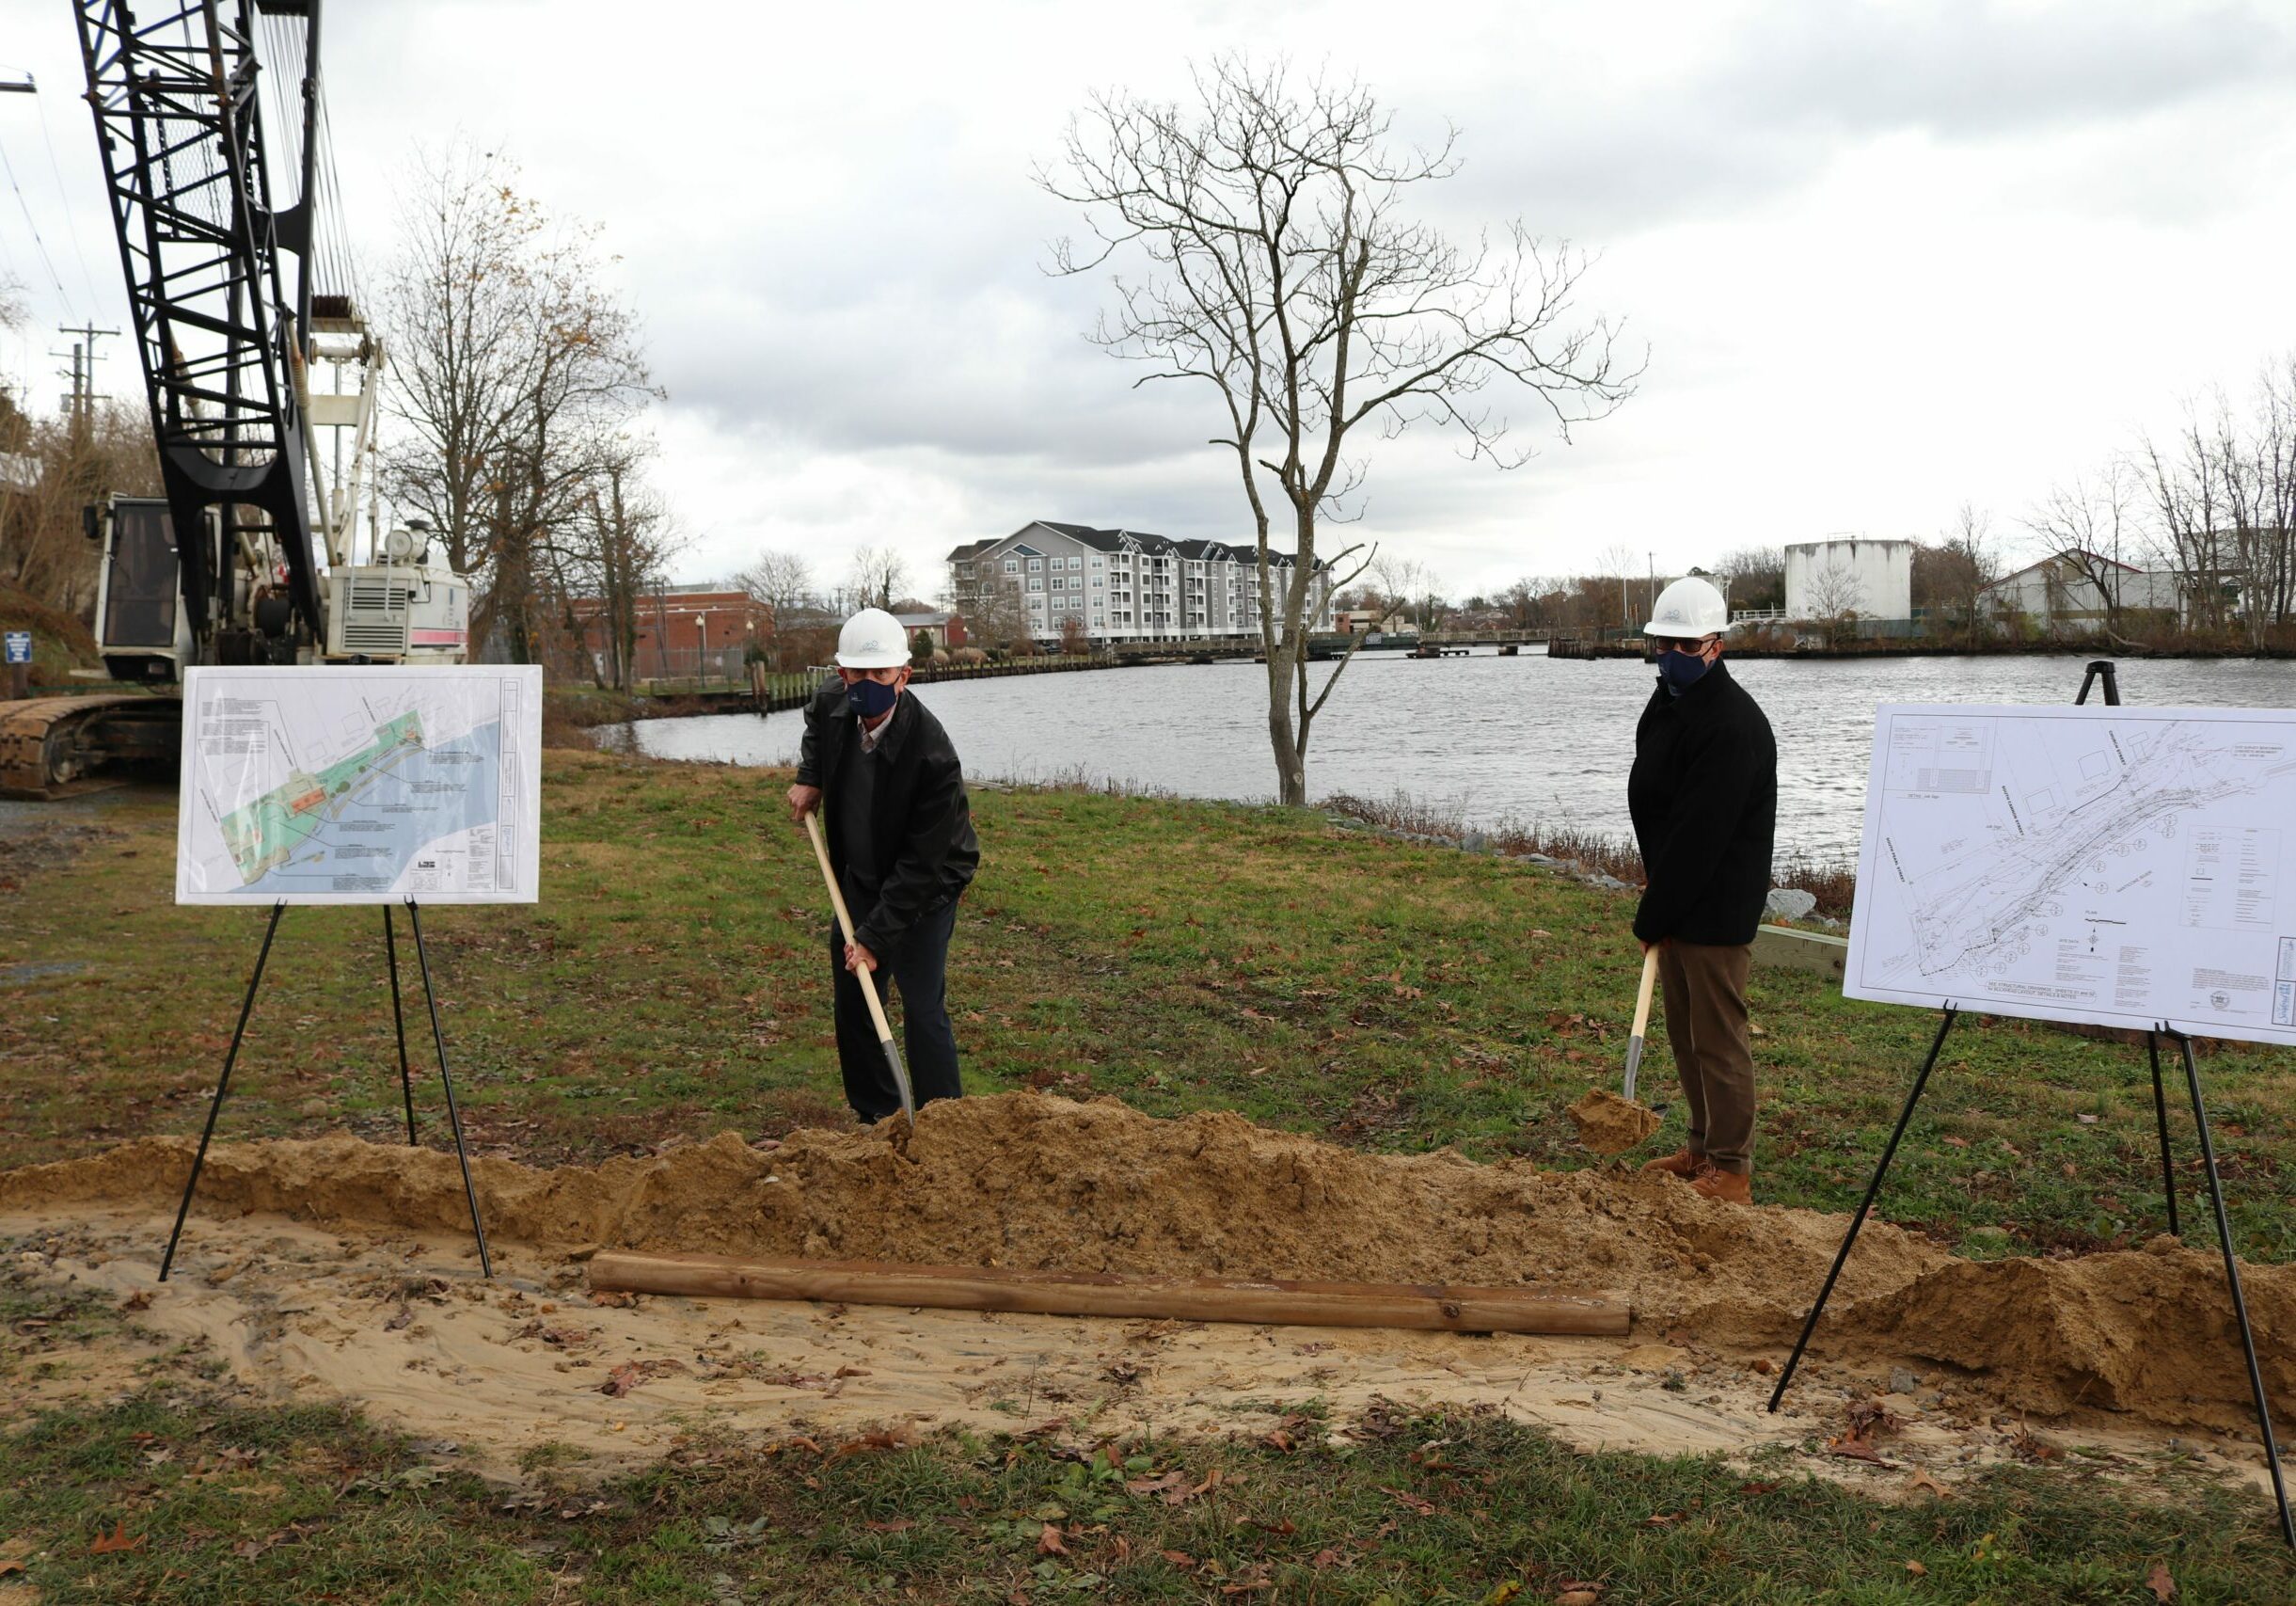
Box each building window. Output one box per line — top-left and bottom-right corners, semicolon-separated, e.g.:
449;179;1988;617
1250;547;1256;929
1027;557;1043;571
1004;559;1018;574
1029;578;1042;591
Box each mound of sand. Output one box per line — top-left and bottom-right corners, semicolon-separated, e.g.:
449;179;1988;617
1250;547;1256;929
3;1091;2286;1430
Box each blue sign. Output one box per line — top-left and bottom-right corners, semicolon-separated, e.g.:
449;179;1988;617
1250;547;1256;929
2;631;29;665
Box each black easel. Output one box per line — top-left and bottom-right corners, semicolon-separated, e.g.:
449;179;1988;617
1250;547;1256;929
160;898;493;1281
1766;660;2293;1547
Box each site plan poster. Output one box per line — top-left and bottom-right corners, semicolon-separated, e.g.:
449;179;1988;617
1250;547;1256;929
176;666;543;905
1845;703;2296;1047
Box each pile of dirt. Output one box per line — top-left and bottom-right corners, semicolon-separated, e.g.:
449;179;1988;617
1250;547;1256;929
3;1091;2288;1430
1566;1087;1663;1154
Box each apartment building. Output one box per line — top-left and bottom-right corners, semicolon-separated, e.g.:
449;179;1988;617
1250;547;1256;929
947;520;1333;644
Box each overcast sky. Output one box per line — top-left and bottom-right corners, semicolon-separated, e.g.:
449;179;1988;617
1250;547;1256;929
4;0;2293;601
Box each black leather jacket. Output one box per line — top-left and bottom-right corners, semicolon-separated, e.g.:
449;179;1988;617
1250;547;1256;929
797;678;979;955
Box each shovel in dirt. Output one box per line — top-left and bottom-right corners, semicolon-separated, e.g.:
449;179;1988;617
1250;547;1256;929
804;809;916;1122
1566;946;1664;1156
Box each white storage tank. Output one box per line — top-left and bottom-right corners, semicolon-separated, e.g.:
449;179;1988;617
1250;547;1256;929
1784;537;1912;622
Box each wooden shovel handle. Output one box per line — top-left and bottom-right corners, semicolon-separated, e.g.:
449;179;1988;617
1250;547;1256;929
1630;946;1660;1042
804;809;896;1043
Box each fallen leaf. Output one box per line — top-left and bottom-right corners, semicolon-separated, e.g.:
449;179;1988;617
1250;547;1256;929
0;1562;23;1579
1037;1522;1068;1556
1262;1429;1293;1453
1378;1485;1436;1517
1738;1480;1781;1496
1905;1560;1928;1576
2147;1559;2177;1602
1644;1510;1684;1526
1160;1550;1196;1567
89;1523;145;1555
1908;1471;1947;1499
1479;1584;1524;1606
863;1518;914;1534
1175;1467;1222;1504
600;1361;645;1397
1827;1434;1893;1466
122;1290;152;1312
384;1304;415;1332
1557;1590;1604;1606
1309;1548;1340;1569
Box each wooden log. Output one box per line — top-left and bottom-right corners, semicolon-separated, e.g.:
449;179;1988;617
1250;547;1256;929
588;1249;1628;1336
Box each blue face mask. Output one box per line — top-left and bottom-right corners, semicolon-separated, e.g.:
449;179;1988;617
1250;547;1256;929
1657;648;1713;693
846;676;901;718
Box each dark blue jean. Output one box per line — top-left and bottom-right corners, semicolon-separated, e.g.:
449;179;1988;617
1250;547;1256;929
828;889;961;1121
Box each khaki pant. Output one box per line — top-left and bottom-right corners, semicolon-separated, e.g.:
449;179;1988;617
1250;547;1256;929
1657;941;1756;1174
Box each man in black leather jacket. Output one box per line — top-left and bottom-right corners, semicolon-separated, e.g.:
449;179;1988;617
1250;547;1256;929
785;608;979;1121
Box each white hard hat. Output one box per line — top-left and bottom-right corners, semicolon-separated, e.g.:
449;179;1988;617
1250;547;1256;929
835;607;911;669
1642;577;1730;637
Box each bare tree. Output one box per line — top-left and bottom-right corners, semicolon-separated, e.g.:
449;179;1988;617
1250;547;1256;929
2023;464;2147;642
734;549;817;628
968;567;1031;649
549;434;684;690
1714;546;1785;614
1045;56;1637;804
1910;503;2002;645
1805;562;1867;645
381;141;659;663
847;546;909;612
2138;402;2241;638
0;400;161;617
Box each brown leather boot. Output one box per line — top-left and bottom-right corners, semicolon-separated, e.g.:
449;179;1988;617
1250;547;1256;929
1641;1148;1705;1178
1691;1168;1752;1204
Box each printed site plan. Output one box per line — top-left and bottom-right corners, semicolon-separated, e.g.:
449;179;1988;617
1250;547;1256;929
175;666;544;904
1845;703;2296;1046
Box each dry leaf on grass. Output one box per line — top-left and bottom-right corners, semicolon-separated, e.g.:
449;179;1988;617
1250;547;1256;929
1037;1522;1068;1556
2146;1560;2177;1602
1908;1471;1948;1499
1904;1560;1928;1576
88;1523;144;1555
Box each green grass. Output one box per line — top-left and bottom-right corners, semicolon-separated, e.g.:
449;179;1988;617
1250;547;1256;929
8;751;2296;1598
4;750;2292;1264
6;1357;2290;1603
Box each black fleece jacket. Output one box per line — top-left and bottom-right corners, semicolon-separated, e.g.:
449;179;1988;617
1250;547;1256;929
797;679;979;956
1626;660;1777;946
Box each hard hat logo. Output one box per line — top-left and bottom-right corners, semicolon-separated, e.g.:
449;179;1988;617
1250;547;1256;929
836;608;912;670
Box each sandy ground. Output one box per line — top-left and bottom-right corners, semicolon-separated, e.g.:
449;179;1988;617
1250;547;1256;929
4;1120;2285;1511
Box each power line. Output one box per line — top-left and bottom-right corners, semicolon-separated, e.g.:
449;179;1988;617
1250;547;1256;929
0;127;79;322
32;76;103;316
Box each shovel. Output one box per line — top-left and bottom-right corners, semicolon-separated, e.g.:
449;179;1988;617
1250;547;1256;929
804;809;915;1122
1564;946;1665;1155
1622;945;1660;1105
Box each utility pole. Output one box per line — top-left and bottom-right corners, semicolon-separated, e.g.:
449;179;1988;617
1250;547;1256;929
52;323;121;425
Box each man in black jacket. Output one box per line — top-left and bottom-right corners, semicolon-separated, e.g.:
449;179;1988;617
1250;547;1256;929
1626;579;1778;1204
785;608;980;1121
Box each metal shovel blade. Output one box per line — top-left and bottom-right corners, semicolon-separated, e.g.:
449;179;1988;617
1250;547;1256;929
1622;1034;1647;1105
879;1028;916;1121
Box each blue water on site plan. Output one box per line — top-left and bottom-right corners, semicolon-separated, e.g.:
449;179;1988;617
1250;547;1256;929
227;721;503;897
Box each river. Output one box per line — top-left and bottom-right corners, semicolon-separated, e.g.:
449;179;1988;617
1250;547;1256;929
604;652;2296;861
